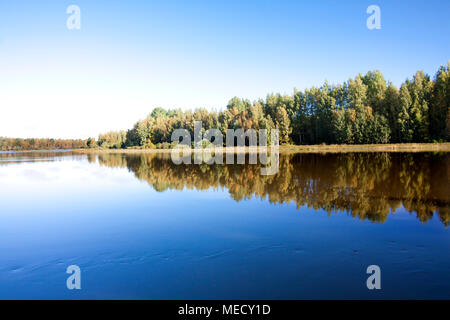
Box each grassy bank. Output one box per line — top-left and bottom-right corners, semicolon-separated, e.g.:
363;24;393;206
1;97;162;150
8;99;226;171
73;142;450;154
279;142;450;153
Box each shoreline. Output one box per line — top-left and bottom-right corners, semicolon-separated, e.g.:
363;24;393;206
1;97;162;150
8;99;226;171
2;143;449;154
70;142;450;154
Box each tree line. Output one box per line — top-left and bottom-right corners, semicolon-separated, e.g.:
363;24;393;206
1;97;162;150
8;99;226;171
0;137;91;151
98;63;450;149
1;63;449;151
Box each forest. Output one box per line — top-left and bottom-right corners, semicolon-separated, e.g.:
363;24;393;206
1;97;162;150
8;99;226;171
0;137;90;151
98;63;450;149
1;63;449;151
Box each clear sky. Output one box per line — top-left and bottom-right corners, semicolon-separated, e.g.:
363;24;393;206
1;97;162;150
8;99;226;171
0;0;449;139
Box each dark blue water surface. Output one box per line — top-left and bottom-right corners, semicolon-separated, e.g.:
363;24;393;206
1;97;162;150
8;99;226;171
0;151;448;299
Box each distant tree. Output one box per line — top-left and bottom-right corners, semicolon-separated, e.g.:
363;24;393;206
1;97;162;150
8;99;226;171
398;85;413;142
87;137;97;148
384;82;400;142
362;70;387;115
429;63;450;140
98;131;127;148
275;107;292;144
406;71;432;142
151;107;167;119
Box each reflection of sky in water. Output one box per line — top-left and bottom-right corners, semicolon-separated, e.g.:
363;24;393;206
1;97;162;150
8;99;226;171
0;153;449;299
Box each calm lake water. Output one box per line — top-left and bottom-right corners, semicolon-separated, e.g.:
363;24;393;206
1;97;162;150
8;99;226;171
0;151;449;299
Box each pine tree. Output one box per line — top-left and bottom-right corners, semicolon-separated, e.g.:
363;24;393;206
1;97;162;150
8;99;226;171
430;62;450;140
398;85;413;142
275;107;292;144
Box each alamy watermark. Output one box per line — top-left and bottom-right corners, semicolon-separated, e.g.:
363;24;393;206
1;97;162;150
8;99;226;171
366;5;381;30
171;121;280;175
366;265;381;290
66;265;81;290
66;5;81;30
65;4;382;31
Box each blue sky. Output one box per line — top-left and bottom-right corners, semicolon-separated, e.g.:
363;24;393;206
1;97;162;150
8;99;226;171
0;0;449;138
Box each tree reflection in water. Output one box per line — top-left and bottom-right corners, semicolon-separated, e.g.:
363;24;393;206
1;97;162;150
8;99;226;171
90;152;449;226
